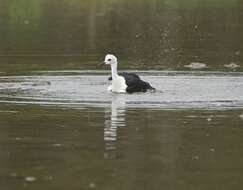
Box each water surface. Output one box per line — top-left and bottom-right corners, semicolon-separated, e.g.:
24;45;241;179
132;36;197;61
0;71;243;190
1;0;243;189
0;0;243;73
1;71;243;109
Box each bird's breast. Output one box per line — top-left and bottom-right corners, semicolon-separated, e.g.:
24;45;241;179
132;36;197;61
110;76;127;93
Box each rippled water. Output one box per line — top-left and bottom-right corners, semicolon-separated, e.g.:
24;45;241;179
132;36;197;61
1;71;243;109
0;71;243;190
1;0;243;189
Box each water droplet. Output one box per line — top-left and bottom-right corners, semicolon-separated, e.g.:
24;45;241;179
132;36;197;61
89;183;96;188
25;176;36;182
239;114;243;119
184;62;207;69
224;62;239;69
235;51;240;55
52;143;62;147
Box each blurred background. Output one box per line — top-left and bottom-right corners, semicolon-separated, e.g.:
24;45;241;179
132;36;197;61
0;0;243;74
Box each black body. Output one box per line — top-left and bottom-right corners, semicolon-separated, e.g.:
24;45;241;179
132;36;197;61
108;72;155;93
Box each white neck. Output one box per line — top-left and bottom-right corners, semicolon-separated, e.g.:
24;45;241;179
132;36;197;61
111;64;119;79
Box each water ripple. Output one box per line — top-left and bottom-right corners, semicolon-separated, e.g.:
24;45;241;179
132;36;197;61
0;71;243;110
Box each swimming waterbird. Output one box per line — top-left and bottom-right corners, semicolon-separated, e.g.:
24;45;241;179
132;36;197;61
98;54;155;93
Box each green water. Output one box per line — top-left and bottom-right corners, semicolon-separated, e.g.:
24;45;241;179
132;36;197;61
0;1;243;190
0;103;243;190
0;0;243;74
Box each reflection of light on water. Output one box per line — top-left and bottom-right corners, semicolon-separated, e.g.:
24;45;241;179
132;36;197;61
104;94;126;158
1;73;243;109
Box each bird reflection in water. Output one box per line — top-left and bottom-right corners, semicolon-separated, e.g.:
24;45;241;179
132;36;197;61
104;94;126;159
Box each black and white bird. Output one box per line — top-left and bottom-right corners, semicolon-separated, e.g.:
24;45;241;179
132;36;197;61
100;54;155;93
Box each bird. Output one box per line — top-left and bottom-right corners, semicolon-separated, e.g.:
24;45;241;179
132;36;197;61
99;54;155;93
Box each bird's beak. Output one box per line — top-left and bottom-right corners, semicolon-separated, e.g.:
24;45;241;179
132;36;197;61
96;61;106;68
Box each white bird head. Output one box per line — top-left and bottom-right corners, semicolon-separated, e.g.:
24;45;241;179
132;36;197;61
104;54;118;65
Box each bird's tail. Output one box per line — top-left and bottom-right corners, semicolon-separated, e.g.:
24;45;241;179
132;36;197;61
145;82;156;92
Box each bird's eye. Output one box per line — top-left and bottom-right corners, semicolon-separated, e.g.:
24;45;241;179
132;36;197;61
107;59;111;61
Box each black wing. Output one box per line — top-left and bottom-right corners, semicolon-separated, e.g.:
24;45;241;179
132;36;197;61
120;73;155;93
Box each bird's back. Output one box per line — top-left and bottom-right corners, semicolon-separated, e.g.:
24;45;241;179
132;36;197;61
119;73;155;93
